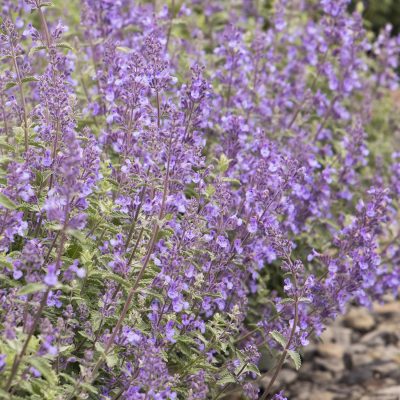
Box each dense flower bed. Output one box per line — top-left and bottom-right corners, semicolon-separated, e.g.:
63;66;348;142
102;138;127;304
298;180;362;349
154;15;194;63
0;0;399;399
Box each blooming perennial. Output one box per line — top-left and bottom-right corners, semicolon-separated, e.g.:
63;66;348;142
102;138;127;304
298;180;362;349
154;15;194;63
0;0;399;399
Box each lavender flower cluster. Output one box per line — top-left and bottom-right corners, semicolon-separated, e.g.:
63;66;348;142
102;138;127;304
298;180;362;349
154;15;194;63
0;0;399;399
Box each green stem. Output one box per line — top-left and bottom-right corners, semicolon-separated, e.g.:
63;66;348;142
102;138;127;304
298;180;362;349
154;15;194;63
9;40;28;152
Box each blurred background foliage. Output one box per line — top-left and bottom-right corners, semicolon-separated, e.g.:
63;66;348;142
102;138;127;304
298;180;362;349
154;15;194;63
353;0;400;35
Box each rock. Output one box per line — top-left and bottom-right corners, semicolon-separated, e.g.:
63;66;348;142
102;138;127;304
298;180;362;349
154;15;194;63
299;367;333;383
369;345;400;362
343;352;353;370
312;370;334;383
302;343;318;362
371;361;400;377
373;301;400;315
349;353;373;367
317;343;345;359
340;367;373;385
351;343;370;353
283;302;400;400
315;357;345;374
369;385;400;396
309;390;335;400
287;382;313;400
361;330;386;346
321;326;352;347
343;308;375;332
277;369;297;385
361;326;399;346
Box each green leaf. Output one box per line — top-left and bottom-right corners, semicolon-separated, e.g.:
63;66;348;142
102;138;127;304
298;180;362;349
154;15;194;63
206;184;216;197
68;229;86;242
217;371;236;386
28;357;57;385
280;298;295;304
90;271;130;289
56;43;74;51
0;139;15;152
116;46;131;53
0;193;17;210
21;76;39;84
17;283;46;296
242;363;260;376
5;81;17;90
217;154;230;173
298;297;312;303
79;383;98;395
105;353;118;368
287;350;302;370
0;388;11;399
269;330;287;349
29;46;47;55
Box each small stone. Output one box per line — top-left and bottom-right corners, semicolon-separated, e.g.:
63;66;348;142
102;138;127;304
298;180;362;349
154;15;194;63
312;370;334;383
369;345;400;362
371;361;399;377
350;353;373;367
317;343;345;359
361;328;398;346
302;344;318;362
370;385;400;396
278;369;297;385
373;301;400;316
351;343;370;353
343;308;375;332
340;367;373;385
360;330;386;346
315;357;345;374
321;326;352;347
309;390;335;400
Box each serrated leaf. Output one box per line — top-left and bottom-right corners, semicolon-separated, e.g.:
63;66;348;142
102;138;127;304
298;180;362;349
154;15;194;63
29;46;47;55
56;43;74;51
21;76;38;84
0;193;17;210
68;229;85;242
269;330;287;349
206;184;216;197
105;353;118;368
90;271;130;289
17;283;46;296
28;357;57;385
0;139;15;152
287;350;301;370
5;81;17;90
80;383;98;395
221;177;241;186
242;363;260;376
217;371;236;386
116;46;131;53
217;154;230;173
280;298;295;304
59;372;76;384
95;342;105;354
298;297;312;303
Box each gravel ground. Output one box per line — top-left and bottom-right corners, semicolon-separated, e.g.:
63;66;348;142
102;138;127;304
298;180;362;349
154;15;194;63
266;299;400;400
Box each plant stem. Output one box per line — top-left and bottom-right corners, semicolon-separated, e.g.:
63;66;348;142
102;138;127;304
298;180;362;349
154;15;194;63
0;93;9;142
73;129;174;398
259;261;299;400
4;288;50;391
9;40;28;152
36;2;52;48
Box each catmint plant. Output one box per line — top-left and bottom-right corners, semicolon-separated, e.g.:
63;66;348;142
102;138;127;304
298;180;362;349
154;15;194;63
0;0;399;399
